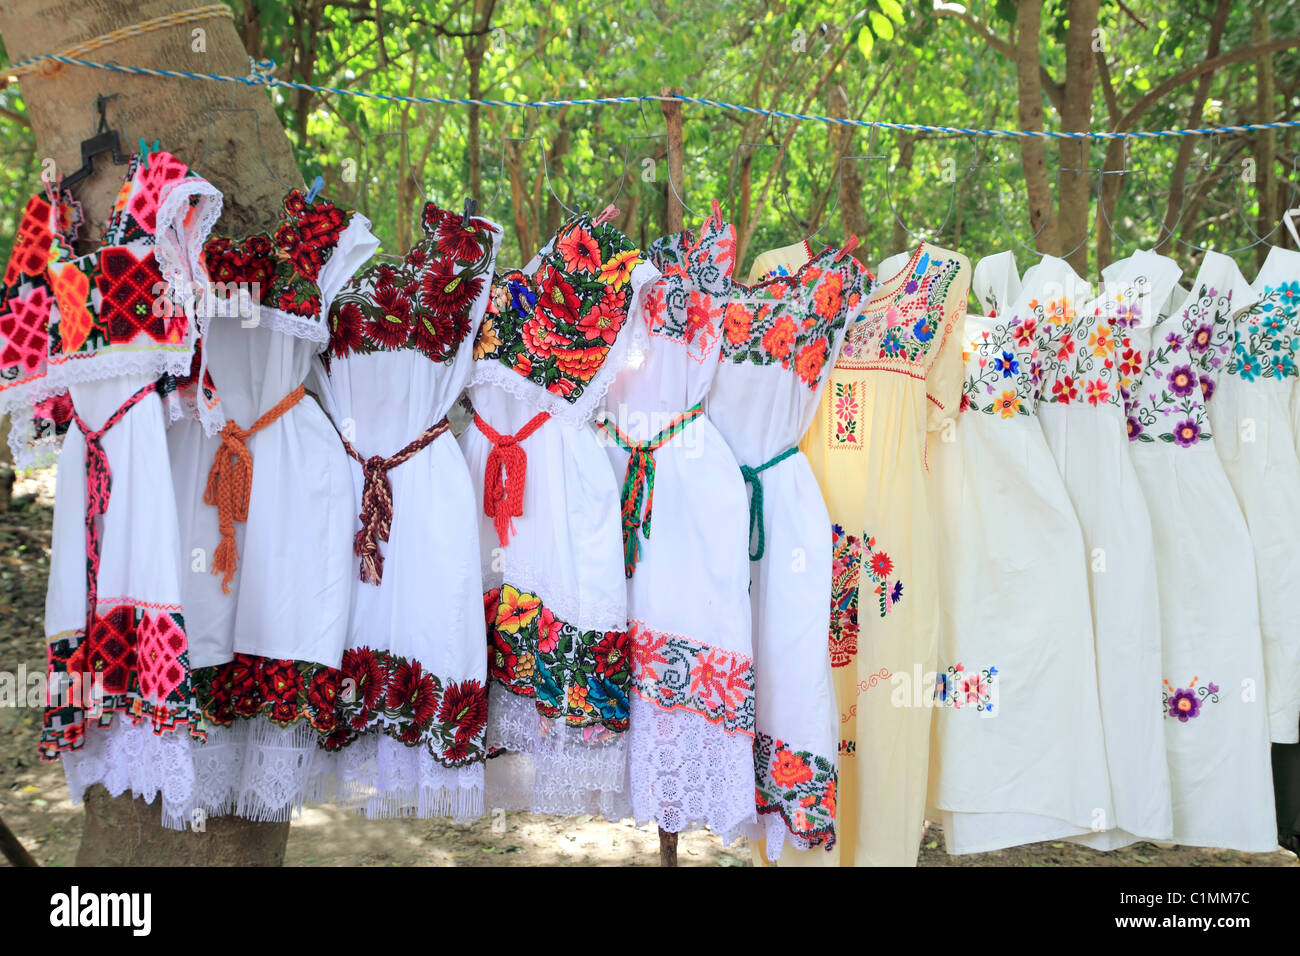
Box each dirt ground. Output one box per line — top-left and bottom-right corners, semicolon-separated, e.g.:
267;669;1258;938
2;470;1296;868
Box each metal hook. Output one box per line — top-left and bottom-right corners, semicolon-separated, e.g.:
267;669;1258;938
1169;134;1272;256
1097;140;1182;254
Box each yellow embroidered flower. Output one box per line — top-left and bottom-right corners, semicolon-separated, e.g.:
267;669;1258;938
598;249;640;289
994;391;1020;418
1088;325;1112;357
474;315;501;359
515;653;536;682
496;585;542;634
1046;297;1074;327
568;684;591;713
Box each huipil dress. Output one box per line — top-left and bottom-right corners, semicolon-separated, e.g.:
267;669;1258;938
0;154;222;828
1028;255;1174;848
305;202;502;818
599;207;756;839
708;243;870;860
929;251;1114;855
166;190;379;822
797;242;970;866
1108;248;1276;851
1207;246;1300;745
459;212;658;817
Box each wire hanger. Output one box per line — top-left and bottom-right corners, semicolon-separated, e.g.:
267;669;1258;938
193;80;293;193
368;103;429;203
610;101;703;223
1170;134;1271;256
880;132;960;249
1224;153;1300;251
62;66;129;191
1097;139;1182;255
805;123;888;247
726;113;803;234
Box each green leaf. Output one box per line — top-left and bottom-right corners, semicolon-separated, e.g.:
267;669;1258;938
1158;433;1174;442
877;0;905;25
857;24;874;58
869;11;895;41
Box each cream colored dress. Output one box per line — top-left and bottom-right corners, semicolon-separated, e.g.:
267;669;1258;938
794;242;970;865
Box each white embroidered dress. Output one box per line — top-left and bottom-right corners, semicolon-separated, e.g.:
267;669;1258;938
168;190;379;823
0;155;222;829
1108;248;1276;851
600;210;756;839
307;202;502;817
930;252;1114;854
708;245;869;859
1207;246;1300;745
459;212;657;816
1030;255;1174;847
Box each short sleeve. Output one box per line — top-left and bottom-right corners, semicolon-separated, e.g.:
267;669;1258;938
317;212;381;321
926;255;971;430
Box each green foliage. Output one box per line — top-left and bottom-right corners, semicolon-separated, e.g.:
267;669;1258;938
0;0;1296;276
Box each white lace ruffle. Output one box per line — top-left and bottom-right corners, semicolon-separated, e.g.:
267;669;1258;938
60;719;197;831
755;813;814;861
155;177;224;313
306;734;484;821
626;697;755;842
5;351;190;469
184;720;320;824
480;551;626;634
484;686;631;819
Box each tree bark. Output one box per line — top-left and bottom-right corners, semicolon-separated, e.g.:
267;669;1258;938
0;0;303;866
1253;4;1277;267
1057;0;1100;273
1015;0;1059;255
659;86;685;236
1154;0;1231;254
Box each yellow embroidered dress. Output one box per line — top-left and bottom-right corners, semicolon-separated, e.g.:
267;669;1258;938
799;243;970;866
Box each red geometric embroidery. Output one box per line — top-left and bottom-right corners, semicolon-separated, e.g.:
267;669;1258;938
95;247;170;345
0;286;51;374
3;195;53;287
135;611;188;703
86;605;138;695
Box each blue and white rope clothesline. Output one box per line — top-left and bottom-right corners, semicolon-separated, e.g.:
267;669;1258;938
8;51;1300;143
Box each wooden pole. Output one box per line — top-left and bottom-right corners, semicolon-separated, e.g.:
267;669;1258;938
0;814;38;867
656;85;685;869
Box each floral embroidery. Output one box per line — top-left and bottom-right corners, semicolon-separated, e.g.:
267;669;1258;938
838;738;856;756
720;247;866;390
40;606;204;759
1126;329;1212;447
327;202;496;362
862;534;904;617
829;525;862;668
474;215;642;403
827;380;863;449
644;215;734;364
963;319;1039;417
839;246;958;380
754;732;837;850
204;191;353;320
1230;282;1299;381
195;647;488;767
628;621;755;734
485;583;631;732
935;663;997;712
1162;677;1221;722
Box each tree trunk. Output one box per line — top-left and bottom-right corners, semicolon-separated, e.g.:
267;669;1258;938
1057;0;1100;274
1253;4;1277;267
0;0;303;866
0;413;12;511
1154;0;1231;255
1015;0;1059;255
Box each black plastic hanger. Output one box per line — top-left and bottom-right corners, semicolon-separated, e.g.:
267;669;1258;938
62;94;129;190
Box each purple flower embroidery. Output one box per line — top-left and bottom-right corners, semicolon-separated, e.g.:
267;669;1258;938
1173;418;1201;447
1190;324;1213;353
1165;332;1185;349
1126;416;1142;440
1169;688;1201;721
1168;365;1196;397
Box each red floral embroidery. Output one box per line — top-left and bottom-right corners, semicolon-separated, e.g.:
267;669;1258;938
628;621;755;735
0;285;52;375
96;247;173;344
